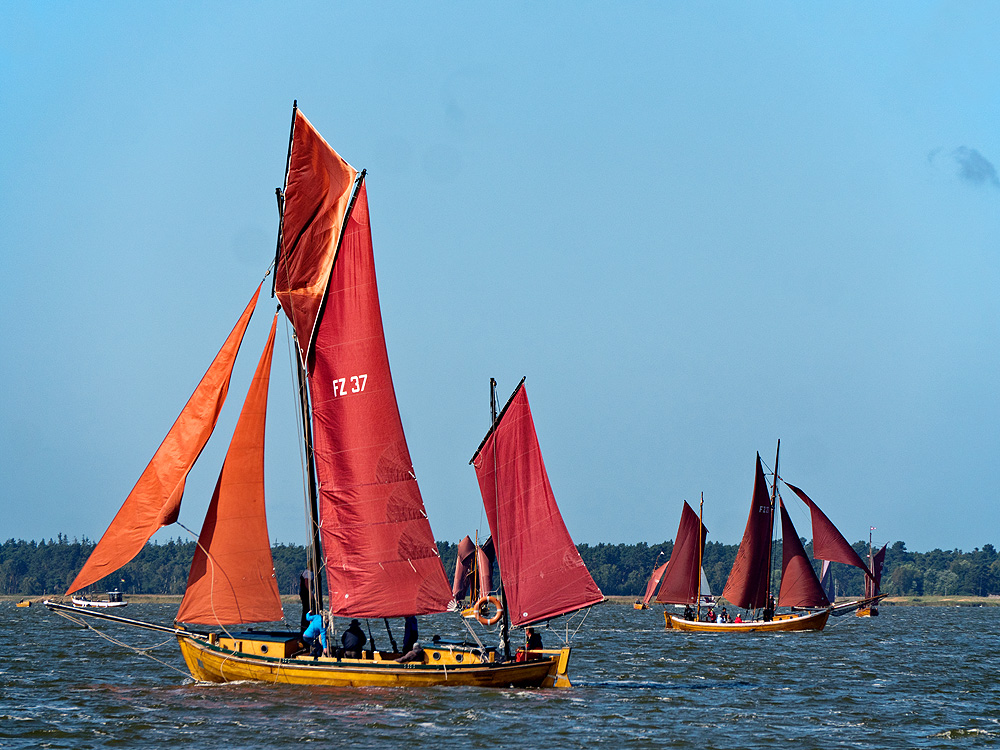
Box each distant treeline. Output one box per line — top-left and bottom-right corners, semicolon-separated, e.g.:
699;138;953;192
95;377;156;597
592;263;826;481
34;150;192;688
3;535;999;599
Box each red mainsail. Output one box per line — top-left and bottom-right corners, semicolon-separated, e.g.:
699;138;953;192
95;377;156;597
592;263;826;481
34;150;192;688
721;454;774;609
307;179;453;618
866;543;888;598
655;501;708;605
67;286;261;595
176;314;283;625
777;498;830;607
471;383;603;627
783;481;871;577
275;109;358;365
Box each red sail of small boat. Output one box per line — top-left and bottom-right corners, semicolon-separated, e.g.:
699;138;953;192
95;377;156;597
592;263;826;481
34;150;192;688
471;382;603;627
721;454;774;610
776;498;829;608
642;562;669;607
655;501;708;605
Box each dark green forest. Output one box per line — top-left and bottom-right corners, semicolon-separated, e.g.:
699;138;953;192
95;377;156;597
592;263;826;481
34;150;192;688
4;536;999;599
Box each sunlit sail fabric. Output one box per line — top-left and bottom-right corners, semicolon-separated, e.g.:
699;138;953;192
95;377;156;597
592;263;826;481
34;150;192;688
777;499;829;607
721;454;774;609
275;109;358;365
472;384;603;627
784;481;871;577
655;501;708;605
67;286;261;595
176;314;283;625
642;562;669;606
307;181;453;618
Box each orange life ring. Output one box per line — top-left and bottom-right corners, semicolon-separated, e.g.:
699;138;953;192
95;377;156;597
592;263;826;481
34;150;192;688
474;595;504;625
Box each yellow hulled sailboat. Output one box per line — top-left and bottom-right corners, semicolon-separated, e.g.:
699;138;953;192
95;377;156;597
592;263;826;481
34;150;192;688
47;105;601;688
660;442;872;633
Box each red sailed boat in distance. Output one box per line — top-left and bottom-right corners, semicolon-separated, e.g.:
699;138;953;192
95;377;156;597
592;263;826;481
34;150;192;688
663;442;857;632
47;105;596;688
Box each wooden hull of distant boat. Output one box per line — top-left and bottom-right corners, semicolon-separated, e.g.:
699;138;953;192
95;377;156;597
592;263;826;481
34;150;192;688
633;602;648;610
177;635;572;688
664;608;830;632
856;606;878;617
16;599;31;608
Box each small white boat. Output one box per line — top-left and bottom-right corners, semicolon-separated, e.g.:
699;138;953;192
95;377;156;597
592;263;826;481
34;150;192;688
72;590;128;608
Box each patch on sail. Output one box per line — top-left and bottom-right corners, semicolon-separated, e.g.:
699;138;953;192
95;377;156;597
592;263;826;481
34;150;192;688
375;439;415;484
385;484;426;523
397;529;435;562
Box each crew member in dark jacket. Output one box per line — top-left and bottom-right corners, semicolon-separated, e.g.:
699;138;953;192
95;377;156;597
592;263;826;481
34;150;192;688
341;619;366;658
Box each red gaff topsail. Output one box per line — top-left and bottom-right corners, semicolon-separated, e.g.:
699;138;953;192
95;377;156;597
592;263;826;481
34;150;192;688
307;181;453;618
472;384;603;627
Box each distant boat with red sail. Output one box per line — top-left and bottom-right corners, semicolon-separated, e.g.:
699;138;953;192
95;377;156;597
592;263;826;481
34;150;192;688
661;441;875;632
47;105;600;688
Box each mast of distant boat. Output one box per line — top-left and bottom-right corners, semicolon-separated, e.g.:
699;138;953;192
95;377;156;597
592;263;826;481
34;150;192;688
696;492;704;621
764;439;780;618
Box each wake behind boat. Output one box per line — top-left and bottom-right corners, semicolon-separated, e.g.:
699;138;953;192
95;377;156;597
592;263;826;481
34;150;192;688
47;105;599;689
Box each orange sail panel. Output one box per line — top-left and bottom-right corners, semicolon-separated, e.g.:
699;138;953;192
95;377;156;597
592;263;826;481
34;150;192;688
472;384;603;627
642;562;669;606
721;454;774;609
308;181;453;618
777;499;829;607
655;501;708;605
784;481;871;577
176;314;283;625
275;109;358;364
67;285;261;595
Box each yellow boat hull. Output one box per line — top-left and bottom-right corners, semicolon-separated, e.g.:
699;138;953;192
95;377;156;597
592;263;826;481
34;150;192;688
664;608;830;632
176;634;572;688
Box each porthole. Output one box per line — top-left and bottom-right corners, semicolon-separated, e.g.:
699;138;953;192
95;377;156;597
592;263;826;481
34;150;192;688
455;654;464;663
432;651;441;661
260;644;269;654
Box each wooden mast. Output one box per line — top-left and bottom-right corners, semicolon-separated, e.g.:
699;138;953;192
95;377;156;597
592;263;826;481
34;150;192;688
765;439;780;616
696;492;704;621
490;378;513;661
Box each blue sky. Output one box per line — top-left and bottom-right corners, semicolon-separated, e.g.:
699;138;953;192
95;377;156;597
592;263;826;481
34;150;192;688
1;3;997;553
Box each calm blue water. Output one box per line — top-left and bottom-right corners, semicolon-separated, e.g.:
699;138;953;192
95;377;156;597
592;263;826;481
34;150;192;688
2;602;998;749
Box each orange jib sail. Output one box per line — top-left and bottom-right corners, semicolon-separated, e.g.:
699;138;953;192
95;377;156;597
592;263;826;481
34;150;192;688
66;285;261;595
176;314;283;625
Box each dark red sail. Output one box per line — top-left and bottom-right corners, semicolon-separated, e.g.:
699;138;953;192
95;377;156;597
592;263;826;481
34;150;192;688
452;536;476;600
655;501;708;605
784;481;871;577
721;454;774;609
777;498;830;607
866;543;888;598
306;180;453;618
177;315;283;625
471;383;603;626
67;286;261;595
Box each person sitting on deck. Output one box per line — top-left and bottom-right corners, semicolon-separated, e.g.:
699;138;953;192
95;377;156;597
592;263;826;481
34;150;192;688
705;607;716;623
734;613;743;623
719;607;730;623
525;627;543;654
683;604;695;621
303;611;326;657
395;615;424;663
341;619;366;658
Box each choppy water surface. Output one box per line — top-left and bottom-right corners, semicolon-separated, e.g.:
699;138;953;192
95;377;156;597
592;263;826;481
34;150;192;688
3;602;999;748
